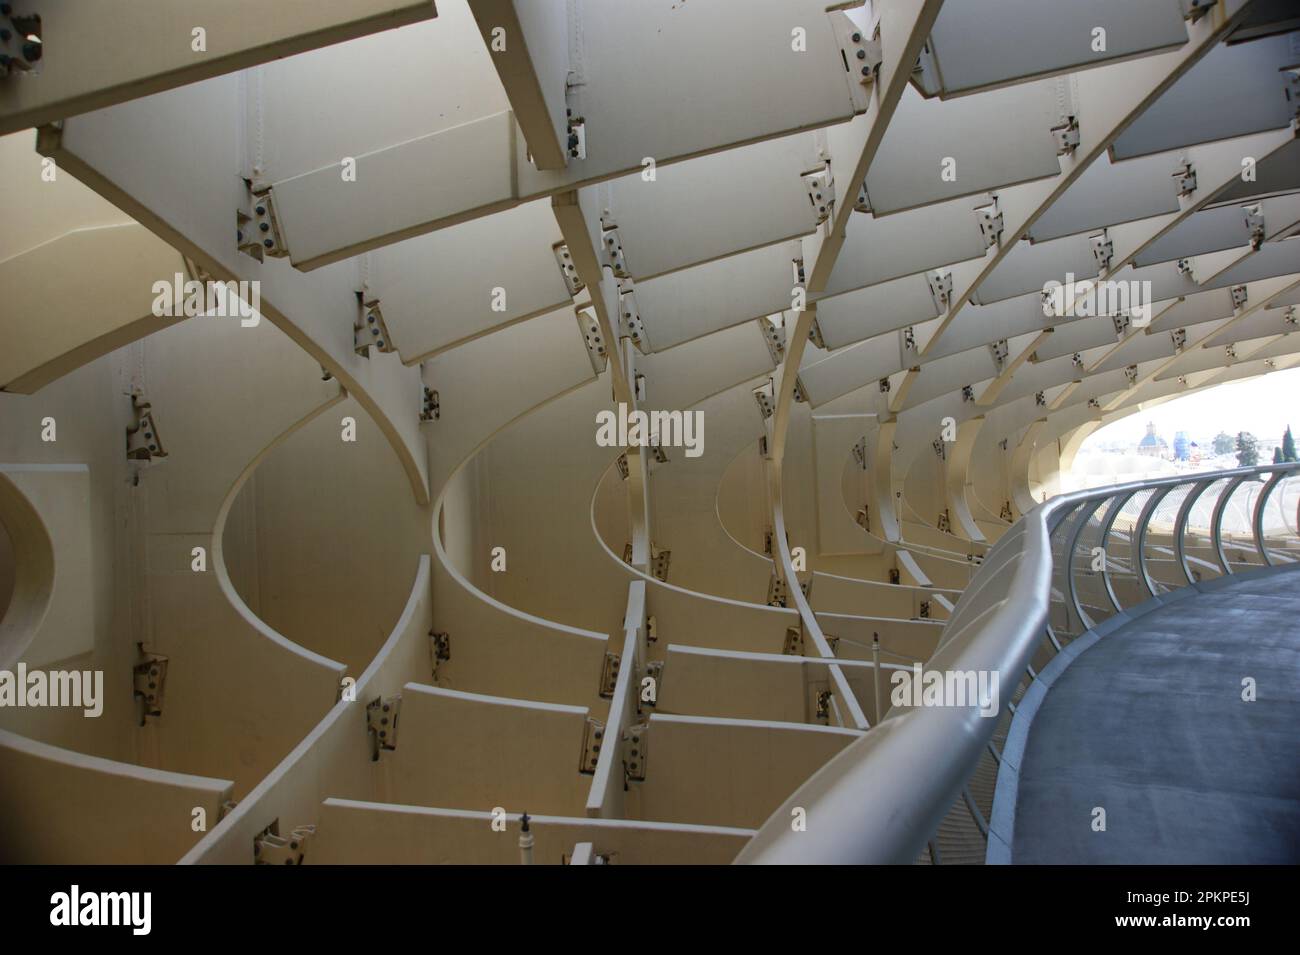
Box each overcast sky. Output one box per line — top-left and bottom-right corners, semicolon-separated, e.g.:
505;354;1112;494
1084;366;1300;447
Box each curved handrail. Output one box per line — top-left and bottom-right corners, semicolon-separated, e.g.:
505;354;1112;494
736;462;1300;864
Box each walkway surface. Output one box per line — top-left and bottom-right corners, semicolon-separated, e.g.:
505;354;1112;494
1011;570;1300;863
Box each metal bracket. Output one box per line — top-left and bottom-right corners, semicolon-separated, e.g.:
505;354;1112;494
1090;231;1113;272
961;384;975;402
566;111;587;161
554;243;584;295
793;377;809;404
1177;257;1195;280
927;270;953;314
1087;397;1101;409
600;227;629;277
856;506;870;530
577;306;608;373
808;317;827;350
650;547;670;582
782;626;804;656
126;393;167;462
1071;352;1085;370
989;338;1009;371
1225;343;1237;362
623;723;648;781
769;573;790;609
254;822;315;865
579;717;605;774
1230;285;1248;310
618;287;648;350
1243;204;1265;250
1124;364;1138;387
354;297;395;356
1171;327;1187;351
852;438;867;470
1180;0;1217;22
753;379;776;419
616;452;629;480
760;316;786;364
936;510;951;533
879;376;892;394
1112;313;1131;337
815;689;832;723
792;257;806;287
831;13;880;112
1172;159;1197;198
1051;116;1080;156
854;179;872;213
366;696;400;757
599;650;621;699
133;645;168;724
0;5;41;78
237;184;288;262
646;614;658;644
429;630;450;679
421;386;440;422
1035;390;1047;407
1286;70;1300;123
918;600;931;619
803;166;835;225
975;200;1004;249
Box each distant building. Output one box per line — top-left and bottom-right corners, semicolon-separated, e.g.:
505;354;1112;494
1137;421;1168;457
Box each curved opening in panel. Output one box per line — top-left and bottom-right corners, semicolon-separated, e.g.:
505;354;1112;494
0;472;55;670
1066;368;1300;491
221;398;428;675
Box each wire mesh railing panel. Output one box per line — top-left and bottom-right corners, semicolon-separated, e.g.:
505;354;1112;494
1142;482;1195;595
1221;477;1270;572
1182;478;1232;584
1071;498;1117;627
1259;473;1300;564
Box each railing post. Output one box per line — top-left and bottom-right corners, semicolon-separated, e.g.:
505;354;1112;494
1096;490;1136;613
1062;499;1100;633
1210;475;1248;576
1252;470;1288;567
1133;486;1175;598
1173;479;1215;587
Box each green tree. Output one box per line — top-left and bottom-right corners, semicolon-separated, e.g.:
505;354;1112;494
1274;446;1284;465
1212;432;1235;455
1283;425;1297;463
1236;431;1259;468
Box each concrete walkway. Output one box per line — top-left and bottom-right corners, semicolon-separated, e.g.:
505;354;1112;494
1011;570;1300;863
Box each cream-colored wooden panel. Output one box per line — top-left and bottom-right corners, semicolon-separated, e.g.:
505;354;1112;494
625;713;859;828
313;798;753;864
0;728;233;863
0;0;436;134
389;685;591;816
0;465;92;669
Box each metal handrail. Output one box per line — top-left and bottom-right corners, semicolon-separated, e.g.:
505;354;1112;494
736;463;1300;864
